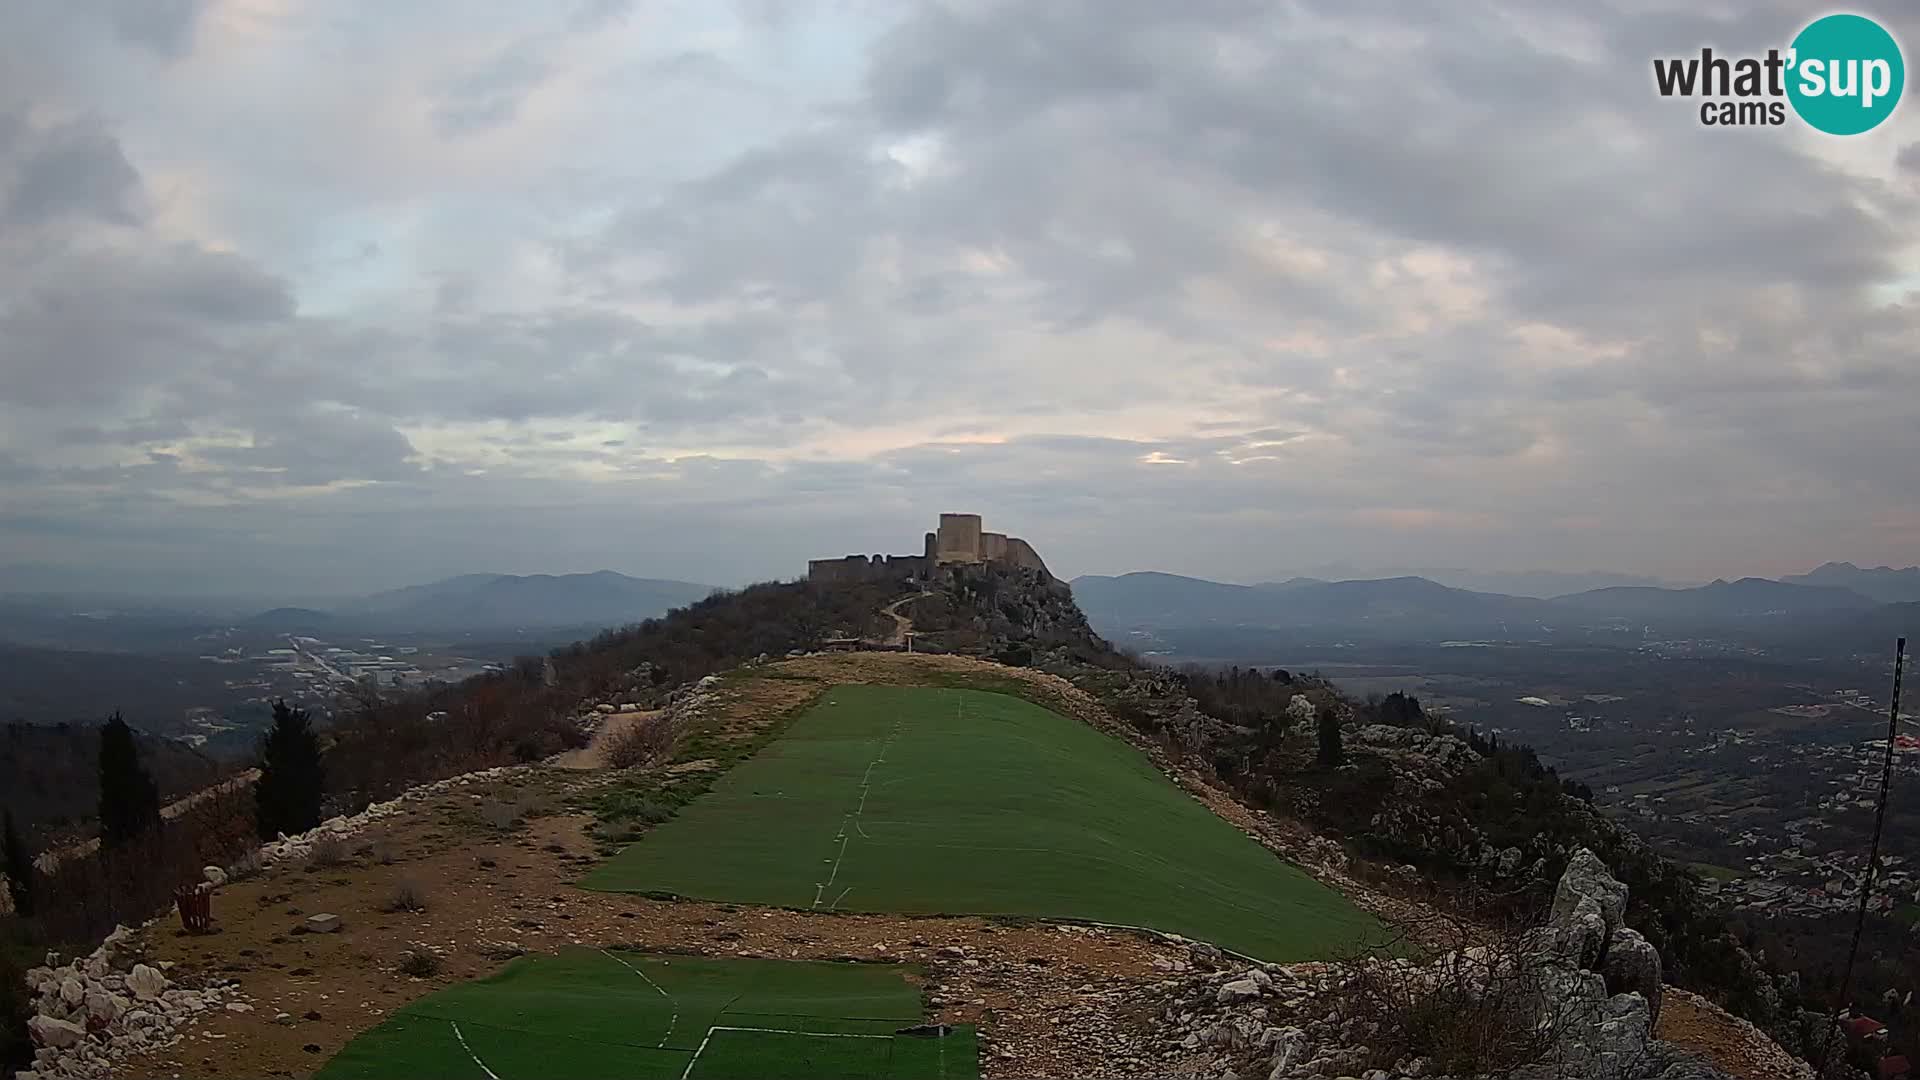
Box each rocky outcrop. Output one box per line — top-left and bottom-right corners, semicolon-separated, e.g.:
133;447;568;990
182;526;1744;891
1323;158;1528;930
17;925;249;1080
1147;850;1771;1080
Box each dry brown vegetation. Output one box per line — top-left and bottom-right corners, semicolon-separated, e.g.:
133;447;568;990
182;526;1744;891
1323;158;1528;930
30;785;255;948
601;713;681;769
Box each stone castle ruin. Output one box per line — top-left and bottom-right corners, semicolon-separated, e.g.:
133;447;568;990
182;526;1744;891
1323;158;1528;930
807;513;1051;584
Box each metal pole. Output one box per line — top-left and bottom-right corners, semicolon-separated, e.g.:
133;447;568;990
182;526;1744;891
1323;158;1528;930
1817;637;1906;1076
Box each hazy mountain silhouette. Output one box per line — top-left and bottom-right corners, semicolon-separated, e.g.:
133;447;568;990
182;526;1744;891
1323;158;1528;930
1780;562;1920;605
335;571;717;631
1549;577;1877;619
1070;572;1552;632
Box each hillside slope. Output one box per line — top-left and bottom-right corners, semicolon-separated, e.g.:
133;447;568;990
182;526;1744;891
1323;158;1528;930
0;720;227;838
10;566;1814;1080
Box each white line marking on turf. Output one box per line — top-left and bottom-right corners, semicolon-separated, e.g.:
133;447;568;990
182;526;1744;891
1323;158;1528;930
450;1021;502;1080
812;712;906;908
715;1025;893;1038
601;949;678;1048
679;1024;898;1080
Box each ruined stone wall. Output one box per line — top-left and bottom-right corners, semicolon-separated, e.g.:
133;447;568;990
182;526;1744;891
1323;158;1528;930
810;515;1047;582
1001;537;1051;578
807;554;930;584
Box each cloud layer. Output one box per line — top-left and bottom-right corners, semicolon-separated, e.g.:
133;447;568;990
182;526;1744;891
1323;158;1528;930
3;0;1919;596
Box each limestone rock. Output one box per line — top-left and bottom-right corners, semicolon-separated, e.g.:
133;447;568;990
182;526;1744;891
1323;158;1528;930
27;1016;86;1049
1552;848;1627;954
305;912;343;933
1216;978;1263;1005
127;964;166;1001
1602;926;1664;1024
84;990;125;1024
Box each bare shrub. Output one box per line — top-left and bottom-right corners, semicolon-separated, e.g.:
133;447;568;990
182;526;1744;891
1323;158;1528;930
305;835;348;870
397;946;442;977
226;847;264;883
33;786;258;950
603;714;681;770
1328;913;1575;1077
475;798;521;831
383;879;428;913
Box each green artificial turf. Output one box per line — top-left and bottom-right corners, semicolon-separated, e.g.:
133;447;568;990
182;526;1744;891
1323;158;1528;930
314;949;970;1080
583;685;1382;960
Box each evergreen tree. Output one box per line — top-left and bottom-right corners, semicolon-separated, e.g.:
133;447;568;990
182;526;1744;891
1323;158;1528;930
1;810;32;917
97;712;161;850
255;700;325;840
1316;703;1345;768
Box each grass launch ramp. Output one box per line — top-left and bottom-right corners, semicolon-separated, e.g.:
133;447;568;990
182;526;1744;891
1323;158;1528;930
315;949;974;1080
585;684;1380;960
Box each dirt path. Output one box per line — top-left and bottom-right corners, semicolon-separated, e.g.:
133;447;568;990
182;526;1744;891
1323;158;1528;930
878;590;931;646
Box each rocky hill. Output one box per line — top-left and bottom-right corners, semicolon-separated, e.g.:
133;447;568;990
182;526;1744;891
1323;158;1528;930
902;564;1842;1072
3;565;1845;1080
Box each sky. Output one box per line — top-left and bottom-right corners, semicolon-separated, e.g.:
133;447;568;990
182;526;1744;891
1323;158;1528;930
3;0;1919;598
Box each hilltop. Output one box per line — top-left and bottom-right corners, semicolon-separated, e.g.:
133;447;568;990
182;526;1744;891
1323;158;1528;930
4;564;1822;1080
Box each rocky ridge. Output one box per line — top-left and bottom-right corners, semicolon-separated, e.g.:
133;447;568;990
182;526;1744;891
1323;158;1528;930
1142;850;1783;1080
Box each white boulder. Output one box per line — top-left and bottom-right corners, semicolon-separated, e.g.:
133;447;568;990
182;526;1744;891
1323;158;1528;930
128;964;166;1001
84;990;125;1023
27;1016;86;1049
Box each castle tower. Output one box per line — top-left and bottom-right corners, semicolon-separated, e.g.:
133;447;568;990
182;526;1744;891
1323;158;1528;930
935;513;983;563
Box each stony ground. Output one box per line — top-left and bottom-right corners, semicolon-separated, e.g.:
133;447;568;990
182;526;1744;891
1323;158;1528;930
71;651;1800;1080
114;775;1197;1079
1657;988;1815;1080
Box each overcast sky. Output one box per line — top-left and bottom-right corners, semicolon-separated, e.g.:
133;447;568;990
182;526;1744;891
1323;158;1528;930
3;0;1919;598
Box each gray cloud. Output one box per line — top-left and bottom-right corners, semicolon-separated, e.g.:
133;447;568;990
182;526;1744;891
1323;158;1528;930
0;110;143;226
429;41;554;137
3;0;1919;597
96;0;205;59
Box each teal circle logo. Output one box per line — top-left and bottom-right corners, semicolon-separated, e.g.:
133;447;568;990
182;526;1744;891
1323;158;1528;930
1787;14;1905;135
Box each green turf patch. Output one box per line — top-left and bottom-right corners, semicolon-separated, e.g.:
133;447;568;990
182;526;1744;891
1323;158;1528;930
313;949;973;1080
582;685;1382;960
689;1028;892;1080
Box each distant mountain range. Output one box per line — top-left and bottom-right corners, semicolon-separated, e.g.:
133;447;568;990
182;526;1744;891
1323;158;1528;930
1547;577;1877;618
1070;572;1553;635
0;571;722;647
1266;567;1689;599
1780;562;1920;605
331;571;719;632
1070;568;1915;649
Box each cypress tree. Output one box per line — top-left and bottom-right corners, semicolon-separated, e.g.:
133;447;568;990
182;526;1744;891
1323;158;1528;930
1316;703;1345;768
1;810;32;917
255;700;325;840
98;712;161;850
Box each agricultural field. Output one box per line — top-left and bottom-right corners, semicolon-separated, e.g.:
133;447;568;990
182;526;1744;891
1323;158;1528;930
315;949;973;1080
584;685;1380;960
